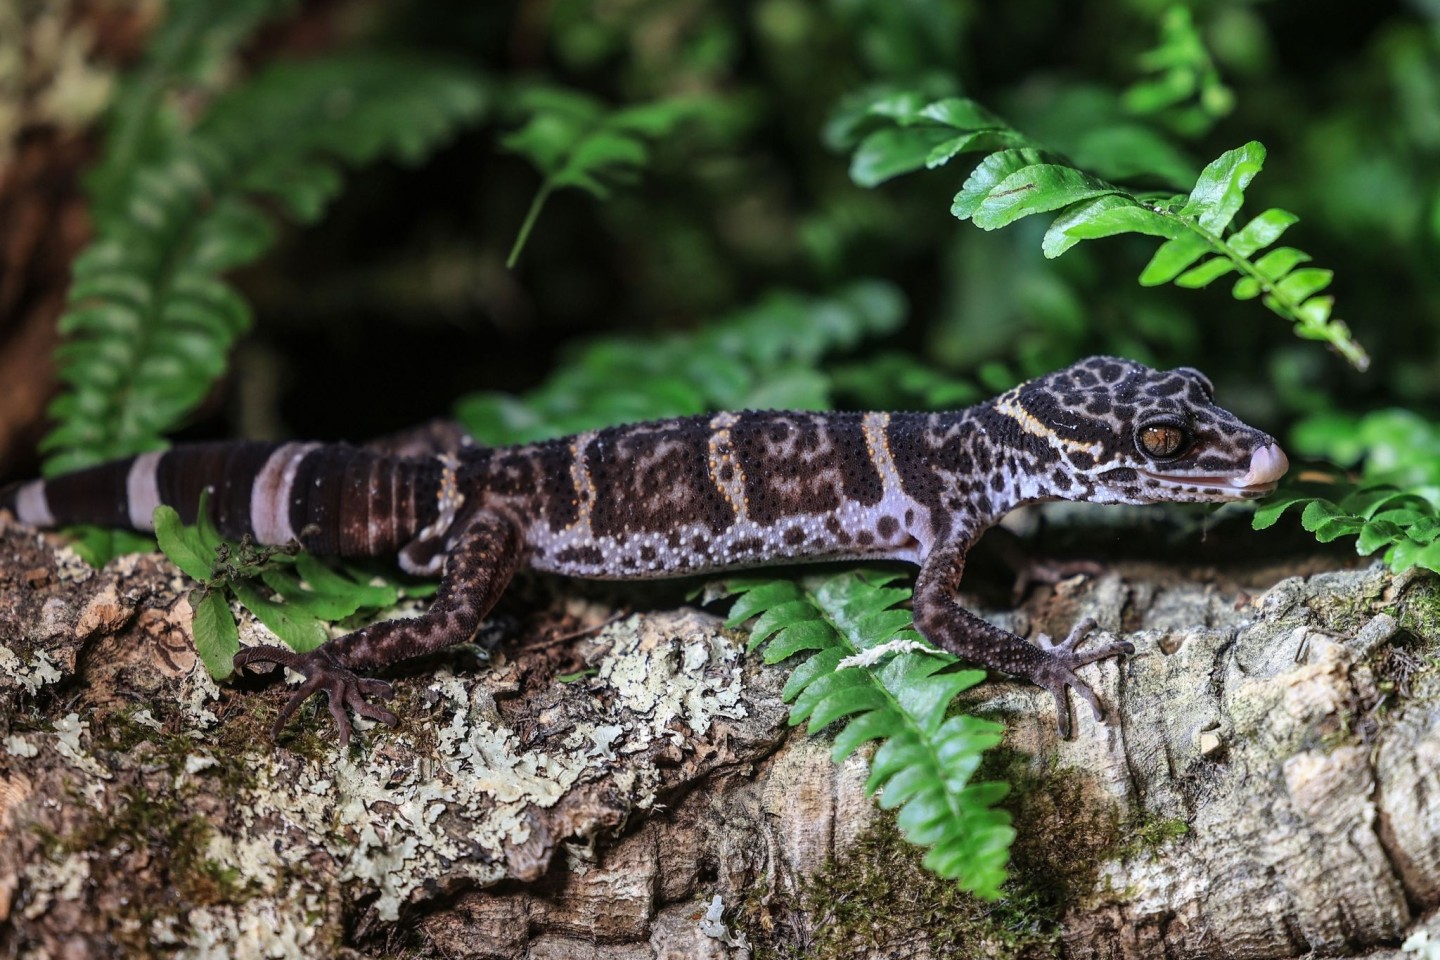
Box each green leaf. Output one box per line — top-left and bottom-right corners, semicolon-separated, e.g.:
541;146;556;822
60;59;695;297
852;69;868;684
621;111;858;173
970;164;1126;231
1174;256;1238;288
806;682;890;730
1299;499;1344;531
1181;141;1266;232
192;588;239;681
749;601;822;648
851;126;958;187
951;148;1048;221
295;553;399;609
763;620;837;663
1232;275;1262;300
1228;208;1298;257
1386;539;1440;574
1253;247;1312;281
918;97;1004;129
782;647;848;704
1274;268;1333;302
1139;233;1211;286
830;707;902;761
259;569;363;620
727;581;805;628
153;505;214;581
502;89;717;263
1252;492;1319;530
1042;195;1181;258
925;130;1029;170
231;581;330;653
1356;520;1403;556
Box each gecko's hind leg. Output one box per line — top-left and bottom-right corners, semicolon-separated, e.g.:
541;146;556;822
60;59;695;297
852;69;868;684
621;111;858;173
231;510;523;745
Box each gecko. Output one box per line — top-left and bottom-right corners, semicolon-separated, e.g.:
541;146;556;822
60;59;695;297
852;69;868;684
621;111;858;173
1;356;1288;744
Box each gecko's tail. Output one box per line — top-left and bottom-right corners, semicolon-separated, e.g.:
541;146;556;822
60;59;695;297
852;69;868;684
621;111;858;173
5;441;448;556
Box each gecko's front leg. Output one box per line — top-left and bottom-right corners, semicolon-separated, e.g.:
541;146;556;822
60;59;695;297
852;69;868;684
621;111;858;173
233;509;523;744
912;539;1133;737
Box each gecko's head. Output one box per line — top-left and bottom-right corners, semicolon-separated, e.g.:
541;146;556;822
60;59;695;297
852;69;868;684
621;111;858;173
996;356;1288;505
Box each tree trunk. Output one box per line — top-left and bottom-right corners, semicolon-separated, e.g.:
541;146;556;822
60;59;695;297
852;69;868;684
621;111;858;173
0;515;1436;959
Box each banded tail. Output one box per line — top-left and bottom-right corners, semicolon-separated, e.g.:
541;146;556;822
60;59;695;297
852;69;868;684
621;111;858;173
1;442;447;557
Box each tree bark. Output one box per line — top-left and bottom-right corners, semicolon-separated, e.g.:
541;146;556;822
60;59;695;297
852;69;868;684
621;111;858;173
0;515;1436;959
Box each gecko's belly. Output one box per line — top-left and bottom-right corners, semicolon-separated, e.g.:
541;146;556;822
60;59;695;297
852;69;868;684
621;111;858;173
525;508;923;579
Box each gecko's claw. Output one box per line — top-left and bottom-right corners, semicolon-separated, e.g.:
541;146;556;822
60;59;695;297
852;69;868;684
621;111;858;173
232;644;398;746
1034;618;1134;738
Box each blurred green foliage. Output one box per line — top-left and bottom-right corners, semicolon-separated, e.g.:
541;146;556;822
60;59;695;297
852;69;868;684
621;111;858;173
456;281;911;442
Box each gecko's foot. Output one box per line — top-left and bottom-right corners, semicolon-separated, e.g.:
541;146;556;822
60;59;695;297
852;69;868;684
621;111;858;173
232;644;398;746
1033;617;1134;738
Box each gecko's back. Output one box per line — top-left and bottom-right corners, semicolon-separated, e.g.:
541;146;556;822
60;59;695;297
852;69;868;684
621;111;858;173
463;410;933;578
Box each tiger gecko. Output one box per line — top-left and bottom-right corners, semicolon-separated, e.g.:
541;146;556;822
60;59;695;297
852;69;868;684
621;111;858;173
2;356;1289;743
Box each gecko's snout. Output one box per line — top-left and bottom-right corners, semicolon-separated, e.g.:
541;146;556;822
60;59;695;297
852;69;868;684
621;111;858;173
1233;442;1289;491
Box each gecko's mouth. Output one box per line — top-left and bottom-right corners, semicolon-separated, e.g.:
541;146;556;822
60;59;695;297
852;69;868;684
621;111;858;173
1139;442;1290;500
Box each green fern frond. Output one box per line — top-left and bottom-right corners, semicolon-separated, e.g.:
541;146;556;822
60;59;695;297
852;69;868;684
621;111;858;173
43;52;489;477
85;0;298;223
1122;6;1233;133
724;570;1014;898
501;87;726;266
455;281;906;445
837;94;1369;372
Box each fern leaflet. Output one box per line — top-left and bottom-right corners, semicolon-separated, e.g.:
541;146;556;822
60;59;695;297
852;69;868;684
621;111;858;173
1122;6;1233;133
724;570;1014;898
838;94;1369;371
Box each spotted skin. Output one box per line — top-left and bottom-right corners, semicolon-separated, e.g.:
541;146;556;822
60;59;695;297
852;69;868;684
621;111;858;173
1;357;1288;743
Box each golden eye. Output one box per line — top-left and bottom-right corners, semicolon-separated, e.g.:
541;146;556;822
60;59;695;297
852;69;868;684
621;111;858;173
1139;423;1187;459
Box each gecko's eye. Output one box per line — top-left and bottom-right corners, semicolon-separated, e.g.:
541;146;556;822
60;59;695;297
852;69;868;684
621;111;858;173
1137;420;1190;460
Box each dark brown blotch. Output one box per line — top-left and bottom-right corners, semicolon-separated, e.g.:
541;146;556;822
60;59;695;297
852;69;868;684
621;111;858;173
555;544;605;566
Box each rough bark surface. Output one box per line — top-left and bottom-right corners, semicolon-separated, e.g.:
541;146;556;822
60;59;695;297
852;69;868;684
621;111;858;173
0;515;1437;959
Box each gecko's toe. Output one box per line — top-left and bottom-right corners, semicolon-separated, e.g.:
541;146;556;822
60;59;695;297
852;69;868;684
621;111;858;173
345;681;399;728
233;645;395;745
1043;617;1134;666
1036;618;1132;738
1040;666;1103;739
